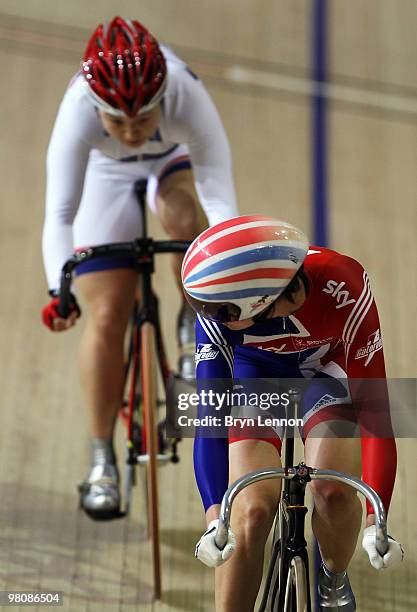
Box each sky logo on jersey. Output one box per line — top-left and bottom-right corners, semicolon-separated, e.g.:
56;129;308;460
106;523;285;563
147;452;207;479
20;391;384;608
195;344;219;365
354;329;383;366
323;280;356;309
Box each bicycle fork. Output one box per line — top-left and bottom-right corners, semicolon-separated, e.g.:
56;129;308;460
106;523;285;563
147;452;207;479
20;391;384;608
277;474;312;612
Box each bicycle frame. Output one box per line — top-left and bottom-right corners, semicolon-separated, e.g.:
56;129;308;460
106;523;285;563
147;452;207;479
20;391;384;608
58;179;191;601
257;390;311;611
214;389;389;612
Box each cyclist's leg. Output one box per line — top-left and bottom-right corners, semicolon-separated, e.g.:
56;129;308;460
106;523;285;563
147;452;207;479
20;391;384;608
72;152;145;512
148;148;208;378
148;149;208;288
306;432;360;612
76;269;137;438
212;350;289;611
215;438;282;612
305;434;362;573
75;269;137;516
303;373;362;574
73;151;146;440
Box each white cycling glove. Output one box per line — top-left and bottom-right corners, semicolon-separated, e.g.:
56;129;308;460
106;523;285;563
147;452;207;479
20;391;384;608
362;525;404;570
195;519;236;568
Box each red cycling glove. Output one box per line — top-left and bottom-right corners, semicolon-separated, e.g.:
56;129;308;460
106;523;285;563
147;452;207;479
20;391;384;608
42;294;81;330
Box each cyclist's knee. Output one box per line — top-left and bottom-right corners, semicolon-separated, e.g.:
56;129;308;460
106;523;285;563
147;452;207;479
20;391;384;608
157;184;205;238
87;302;129;338
310;480;358;518
159;199;200;238
235;496;276;542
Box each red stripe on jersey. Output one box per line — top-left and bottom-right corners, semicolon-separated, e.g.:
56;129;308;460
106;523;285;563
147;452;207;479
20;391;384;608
186;267;294;289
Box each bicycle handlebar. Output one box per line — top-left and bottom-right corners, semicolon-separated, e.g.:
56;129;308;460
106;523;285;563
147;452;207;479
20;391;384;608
214;464;388;557
57;239;191;317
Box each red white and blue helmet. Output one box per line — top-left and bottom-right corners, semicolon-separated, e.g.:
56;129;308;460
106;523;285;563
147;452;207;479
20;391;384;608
182;216;309;323
82;17;167;118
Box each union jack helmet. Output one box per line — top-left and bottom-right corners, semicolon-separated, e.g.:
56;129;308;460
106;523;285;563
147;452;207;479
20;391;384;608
182;216;309;323
82;16;167;118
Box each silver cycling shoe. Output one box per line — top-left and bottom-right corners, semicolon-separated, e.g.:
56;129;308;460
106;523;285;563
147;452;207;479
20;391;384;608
79;462;121;520
177;301;196;381
318;564;356;611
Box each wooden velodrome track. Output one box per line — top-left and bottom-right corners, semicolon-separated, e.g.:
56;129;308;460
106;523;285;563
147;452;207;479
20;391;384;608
0;2;416;610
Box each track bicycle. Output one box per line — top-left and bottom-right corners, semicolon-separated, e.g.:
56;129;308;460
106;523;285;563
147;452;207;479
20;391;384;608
57;179;191;600
214;389;389;612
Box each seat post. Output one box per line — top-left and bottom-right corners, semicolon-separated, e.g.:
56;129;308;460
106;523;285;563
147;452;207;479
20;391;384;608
134;179;149;238
134;179;154;324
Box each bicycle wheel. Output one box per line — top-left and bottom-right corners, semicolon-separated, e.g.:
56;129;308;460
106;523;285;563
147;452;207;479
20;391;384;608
259;502;288;611
141;321;162;600
261;539;280;611
120;305;143;516
284;556;308;612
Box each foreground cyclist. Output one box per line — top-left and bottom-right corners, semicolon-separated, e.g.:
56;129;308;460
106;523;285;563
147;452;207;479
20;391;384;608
41;17;238;518
182;216;404;611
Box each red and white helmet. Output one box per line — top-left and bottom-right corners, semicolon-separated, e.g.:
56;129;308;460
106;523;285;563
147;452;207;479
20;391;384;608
182;216;309;323
82;16;167;118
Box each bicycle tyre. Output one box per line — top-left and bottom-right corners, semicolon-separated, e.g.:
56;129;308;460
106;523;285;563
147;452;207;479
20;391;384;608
284;556;308;612
267;541;281;611
269;502;287;611
257;535;280;611
141;322;162;600
259;504;287;611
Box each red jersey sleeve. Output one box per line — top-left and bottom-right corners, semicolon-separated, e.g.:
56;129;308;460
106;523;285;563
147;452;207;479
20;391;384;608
332;255;397;516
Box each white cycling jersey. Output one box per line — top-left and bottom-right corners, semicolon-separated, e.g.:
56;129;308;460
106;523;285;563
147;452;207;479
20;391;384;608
42;46;238;290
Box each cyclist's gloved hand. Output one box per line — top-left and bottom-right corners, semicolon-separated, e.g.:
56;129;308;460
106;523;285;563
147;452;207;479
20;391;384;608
195;519;236;568
42;293;81;331
362;525;404;570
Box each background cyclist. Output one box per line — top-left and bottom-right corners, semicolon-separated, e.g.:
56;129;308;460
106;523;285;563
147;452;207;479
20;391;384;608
182;215;404;611
41;17;238;518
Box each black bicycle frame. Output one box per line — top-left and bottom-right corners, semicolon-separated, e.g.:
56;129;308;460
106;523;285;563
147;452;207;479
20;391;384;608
260;389;312;612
